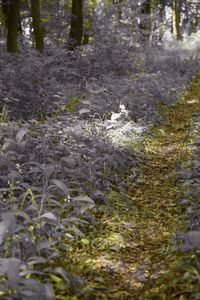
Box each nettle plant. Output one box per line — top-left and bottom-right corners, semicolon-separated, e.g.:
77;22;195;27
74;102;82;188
0;125;94;298
0;116;133;298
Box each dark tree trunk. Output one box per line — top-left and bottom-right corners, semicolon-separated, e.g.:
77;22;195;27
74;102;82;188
172;0;182;40
145;0;151;15
2;0;21;53
30;0;44;51
69;0;83;48
140;0;152;39
1;0;10;28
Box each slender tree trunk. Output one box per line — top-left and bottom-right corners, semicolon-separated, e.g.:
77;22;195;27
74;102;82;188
158;0;166;41
30;0;44;51
69;0;83;48
1;0;10;28
3;0;21;53
190;5;198;34
140;0;152;39
172;0;182;40
145;0;151;15
83;0;96;45
83;0;90;44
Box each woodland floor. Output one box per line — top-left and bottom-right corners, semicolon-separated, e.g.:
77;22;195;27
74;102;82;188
53;74;200;300
0;59;200;299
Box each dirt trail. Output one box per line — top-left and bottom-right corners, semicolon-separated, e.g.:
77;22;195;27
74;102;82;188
57;74;200;300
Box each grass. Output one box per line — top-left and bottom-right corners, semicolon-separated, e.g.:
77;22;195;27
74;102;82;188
0;105;10;123
64;96;81;114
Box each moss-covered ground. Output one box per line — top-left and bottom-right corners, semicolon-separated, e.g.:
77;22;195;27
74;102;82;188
52;72;200;300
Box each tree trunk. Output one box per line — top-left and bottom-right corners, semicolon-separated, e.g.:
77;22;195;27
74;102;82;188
83;0;96;44
69;0;83;48
3;0;21;53
1;0;10;28
145;0;151;15
30;0;44;51
172;0;182;40
140;0;152;39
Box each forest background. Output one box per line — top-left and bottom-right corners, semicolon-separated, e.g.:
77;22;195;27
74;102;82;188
0;0;200;299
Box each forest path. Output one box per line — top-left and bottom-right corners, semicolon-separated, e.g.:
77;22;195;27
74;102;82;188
57;74;200;300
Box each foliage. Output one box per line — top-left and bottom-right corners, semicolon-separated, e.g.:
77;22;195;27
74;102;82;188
0;109;135;298
0;1;200;122
0;0;199;299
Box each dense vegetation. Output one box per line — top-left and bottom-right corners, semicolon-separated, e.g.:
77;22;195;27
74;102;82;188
0;0;200;299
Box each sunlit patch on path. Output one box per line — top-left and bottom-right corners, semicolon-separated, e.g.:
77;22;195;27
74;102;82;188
56;72;200;300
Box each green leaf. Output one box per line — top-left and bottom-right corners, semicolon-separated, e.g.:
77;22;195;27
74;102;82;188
52;179;69;195
81;238;90;245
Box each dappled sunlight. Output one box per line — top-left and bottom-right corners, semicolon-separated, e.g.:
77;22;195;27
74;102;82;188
185;98;199;105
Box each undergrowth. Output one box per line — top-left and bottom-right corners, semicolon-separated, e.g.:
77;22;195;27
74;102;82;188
0;3;199;297
0;73;200;300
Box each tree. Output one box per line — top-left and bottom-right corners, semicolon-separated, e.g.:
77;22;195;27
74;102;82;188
30;0;44;51
172;0;182;40
140;0;152;39
2;0;21;53
83;0;96;44
69;0;83;48
144;0;152;15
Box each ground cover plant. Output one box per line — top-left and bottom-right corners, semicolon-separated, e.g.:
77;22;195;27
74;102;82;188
0;0;200;299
